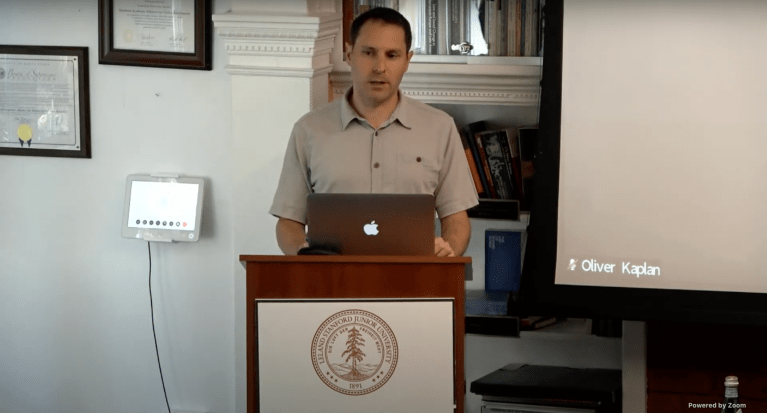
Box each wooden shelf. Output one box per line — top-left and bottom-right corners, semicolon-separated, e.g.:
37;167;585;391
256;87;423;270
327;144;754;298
465;289;521;337
465;290;616;338
467;199;521;220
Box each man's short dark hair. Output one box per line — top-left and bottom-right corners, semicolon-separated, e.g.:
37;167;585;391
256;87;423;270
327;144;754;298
350;7;412;52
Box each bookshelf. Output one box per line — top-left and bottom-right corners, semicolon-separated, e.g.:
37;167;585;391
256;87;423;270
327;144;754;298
343;0;543;58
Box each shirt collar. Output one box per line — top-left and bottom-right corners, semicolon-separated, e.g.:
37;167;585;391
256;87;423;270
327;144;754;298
340;87;413;130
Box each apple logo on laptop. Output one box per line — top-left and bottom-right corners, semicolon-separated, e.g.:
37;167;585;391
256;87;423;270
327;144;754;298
363;220;379;236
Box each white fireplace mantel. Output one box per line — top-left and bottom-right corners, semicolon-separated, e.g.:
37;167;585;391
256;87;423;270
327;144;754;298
213;12;343;80
329;56;543;106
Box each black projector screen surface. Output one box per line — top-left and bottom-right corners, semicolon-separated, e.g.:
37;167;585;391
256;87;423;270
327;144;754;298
526;0;767;324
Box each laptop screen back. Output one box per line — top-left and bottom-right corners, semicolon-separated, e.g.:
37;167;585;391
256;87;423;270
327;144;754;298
306;193;435;256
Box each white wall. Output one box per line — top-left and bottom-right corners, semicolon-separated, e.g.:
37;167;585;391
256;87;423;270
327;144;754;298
0;1;253;412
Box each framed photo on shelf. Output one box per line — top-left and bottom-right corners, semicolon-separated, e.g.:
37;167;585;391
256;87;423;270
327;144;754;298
0;45;91;159
98;0;212;70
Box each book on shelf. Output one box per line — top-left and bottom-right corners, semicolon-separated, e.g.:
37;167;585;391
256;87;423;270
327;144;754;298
514;0;523;56
485;229;523;292
463;121;492;198
437;0;449;55
531;0;540;57
478;130;517;201
506;0;518;57
447;0;469;54
458;127;485;198
485;0;498;56
538;0;546;57
424;0;440;54
473;130;499;199
498;128;525;206
519;0;527;56
518;126;538;209
525;0;536;56
497;0;508;59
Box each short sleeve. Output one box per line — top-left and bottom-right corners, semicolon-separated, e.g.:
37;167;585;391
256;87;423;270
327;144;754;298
269;124;312;224
434;121;480;218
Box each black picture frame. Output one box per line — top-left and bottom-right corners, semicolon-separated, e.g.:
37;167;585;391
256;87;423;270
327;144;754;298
98;0;212;70
0;45;91;159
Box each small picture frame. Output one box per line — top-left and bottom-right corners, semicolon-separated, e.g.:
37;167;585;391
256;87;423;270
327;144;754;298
98;0;212;70
0;45;91;158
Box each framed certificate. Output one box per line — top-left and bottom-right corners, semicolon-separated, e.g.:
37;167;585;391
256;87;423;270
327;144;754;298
0;46;91;159
98;0;212;70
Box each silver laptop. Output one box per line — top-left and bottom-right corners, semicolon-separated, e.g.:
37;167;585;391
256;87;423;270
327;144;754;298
306;193;435;256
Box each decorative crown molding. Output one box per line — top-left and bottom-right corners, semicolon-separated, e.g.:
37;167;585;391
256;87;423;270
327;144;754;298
213;12;342;78
218;27;340;41
329;60;543;106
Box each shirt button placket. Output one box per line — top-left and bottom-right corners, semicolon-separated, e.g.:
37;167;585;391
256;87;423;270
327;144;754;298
372;129;382;192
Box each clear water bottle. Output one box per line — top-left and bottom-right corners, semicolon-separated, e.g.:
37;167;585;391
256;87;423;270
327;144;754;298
720;376;744;413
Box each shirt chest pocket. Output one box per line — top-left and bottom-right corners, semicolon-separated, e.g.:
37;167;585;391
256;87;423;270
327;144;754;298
396;153;439;194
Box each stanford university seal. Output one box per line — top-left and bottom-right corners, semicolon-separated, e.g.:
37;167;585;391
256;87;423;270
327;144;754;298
311;309;398;395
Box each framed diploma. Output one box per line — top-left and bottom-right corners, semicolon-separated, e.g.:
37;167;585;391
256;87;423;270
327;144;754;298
98;0;212;70
0;46;92;159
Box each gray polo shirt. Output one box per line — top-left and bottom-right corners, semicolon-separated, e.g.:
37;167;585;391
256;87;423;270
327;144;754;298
269;88;479;225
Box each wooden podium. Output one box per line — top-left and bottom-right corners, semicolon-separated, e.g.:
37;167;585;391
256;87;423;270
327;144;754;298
240;255;470;413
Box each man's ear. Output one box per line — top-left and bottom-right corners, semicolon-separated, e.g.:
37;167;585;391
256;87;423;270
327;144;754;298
406;50;414;62
344;42;353;61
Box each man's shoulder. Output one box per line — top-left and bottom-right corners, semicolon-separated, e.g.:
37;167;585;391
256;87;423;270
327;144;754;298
402;94;454;123
295;99;343;129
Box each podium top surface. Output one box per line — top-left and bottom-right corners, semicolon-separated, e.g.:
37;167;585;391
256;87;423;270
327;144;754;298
239;255;471;265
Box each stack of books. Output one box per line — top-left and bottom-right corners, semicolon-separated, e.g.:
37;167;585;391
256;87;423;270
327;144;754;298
458;121;537;211
478;0;543;57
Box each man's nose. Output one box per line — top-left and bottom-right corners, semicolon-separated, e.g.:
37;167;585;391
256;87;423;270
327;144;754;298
372;56;385;74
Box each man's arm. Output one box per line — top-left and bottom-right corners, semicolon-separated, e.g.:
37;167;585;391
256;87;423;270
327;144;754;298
436;210;471;257
276;217;308;255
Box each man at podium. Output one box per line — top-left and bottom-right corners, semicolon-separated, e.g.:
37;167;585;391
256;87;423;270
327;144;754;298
269;7;479;257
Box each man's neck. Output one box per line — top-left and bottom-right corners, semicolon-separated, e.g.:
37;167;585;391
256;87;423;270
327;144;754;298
349;90;399;129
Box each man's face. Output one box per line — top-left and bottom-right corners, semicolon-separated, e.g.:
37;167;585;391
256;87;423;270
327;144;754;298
346;20;413;108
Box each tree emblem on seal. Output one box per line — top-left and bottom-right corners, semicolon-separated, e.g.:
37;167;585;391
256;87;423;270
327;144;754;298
311;309;398;395
342;326;367;380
